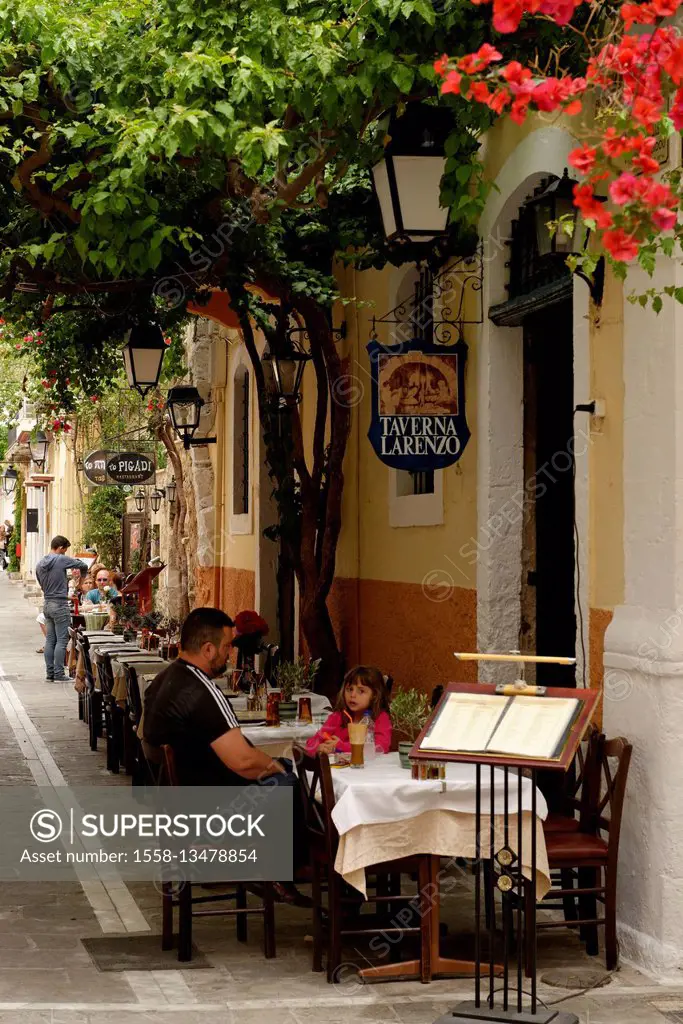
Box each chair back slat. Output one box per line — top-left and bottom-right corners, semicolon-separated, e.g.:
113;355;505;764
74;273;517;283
597;738;632;853
293;744;338;863
78;636;96;692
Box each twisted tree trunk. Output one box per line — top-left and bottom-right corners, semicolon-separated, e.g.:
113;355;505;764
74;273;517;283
237;285;351;699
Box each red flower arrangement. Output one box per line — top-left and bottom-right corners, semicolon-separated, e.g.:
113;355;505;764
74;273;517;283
233;610;269;638
232;609;269;660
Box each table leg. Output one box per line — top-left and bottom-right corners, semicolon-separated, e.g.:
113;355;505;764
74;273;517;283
358;856;504;983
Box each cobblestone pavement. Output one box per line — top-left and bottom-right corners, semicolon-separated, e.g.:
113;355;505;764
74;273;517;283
0;572;682;1023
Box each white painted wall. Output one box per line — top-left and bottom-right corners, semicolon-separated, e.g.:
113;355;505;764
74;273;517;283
604;257;683;976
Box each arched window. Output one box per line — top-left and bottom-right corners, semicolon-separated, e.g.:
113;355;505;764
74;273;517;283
233;365;250;516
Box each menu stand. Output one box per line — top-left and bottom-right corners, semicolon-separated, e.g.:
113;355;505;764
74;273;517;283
409;670;598;1024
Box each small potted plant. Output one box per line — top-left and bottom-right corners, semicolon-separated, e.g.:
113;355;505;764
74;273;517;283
389;688;431;768
274;657;322;721
116;603;139;642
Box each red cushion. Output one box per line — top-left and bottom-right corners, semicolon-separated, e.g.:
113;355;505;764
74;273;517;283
545;830;608;865
544;812;580;834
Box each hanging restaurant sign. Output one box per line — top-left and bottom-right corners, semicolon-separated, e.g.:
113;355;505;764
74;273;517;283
83;450;115;486
106;452;156;485
366;337;470;470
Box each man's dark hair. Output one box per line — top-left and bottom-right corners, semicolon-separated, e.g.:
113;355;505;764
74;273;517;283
180;607;235;652
50;535;70;551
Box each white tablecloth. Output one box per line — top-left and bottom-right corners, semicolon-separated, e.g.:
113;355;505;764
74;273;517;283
327;754;550;898
330;755;548;836
241;722;317;745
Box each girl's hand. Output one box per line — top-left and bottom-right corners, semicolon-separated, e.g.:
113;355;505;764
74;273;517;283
318;739;337;755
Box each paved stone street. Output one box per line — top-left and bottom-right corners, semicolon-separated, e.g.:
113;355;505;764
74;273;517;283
0;572;680;1024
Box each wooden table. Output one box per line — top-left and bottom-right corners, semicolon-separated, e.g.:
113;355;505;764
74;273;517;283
328;754;549;983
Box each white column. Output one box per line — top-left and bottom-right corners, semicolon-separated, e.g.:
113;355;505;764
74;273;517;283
604;257;683;975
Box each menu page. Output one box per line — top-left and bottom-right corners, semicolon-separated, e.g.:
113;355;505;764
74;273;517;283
419;692;505;752
487;695;580;759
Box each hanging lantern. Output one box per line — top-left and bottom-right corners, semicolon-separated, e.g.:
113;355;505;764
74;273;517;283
262;345;311;408
150;489;163;513
134;487;146;512
2;466;17;495
166;477;177;503
523;168;605;303
371;103;453;244
167;386;204;448
122;322;167;397
28;431;49;471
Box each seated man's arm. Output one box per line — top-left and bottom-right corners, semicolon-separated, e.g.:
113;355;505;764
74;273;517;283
211;729;285;781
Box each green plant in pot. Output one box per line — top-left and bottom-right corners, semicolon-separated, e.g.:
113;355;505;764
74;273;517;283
116;602;140;642
390;688;431;768
275;657;322;721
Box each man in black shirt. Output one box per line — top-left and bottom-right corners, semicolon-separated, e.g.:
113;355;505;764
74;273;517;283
145;607;288;786
144;607;308;904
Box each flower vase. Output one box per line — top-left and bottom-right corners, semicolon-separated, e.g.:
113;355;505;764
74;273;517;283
279;700;298;722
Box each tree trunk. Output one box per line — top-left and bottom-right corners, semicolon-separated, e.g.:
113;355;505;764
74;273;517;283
236;284;351;699
155;420;190;621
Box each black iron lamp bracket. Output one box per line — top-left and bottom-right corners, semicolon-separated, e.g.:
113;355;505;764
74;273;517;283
182;436;217;451
370;248;483;345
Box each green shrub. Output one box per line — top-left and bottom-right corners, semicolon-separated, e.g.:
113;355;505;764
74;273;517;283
83;486;126;568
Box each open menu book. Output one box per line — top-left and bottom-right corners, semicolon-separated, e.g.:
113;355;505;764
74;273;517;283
418;691;582;761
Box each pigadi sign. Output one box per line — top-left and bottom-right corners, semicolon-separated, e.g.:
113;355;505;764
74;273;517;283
84;450;155;486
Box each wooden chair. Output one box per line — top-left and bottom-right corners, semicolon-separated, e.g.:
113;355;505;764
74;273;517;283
528;735;632;971
293;743;432;983
158;744;276;963
77;636;103;752
544;724;603;835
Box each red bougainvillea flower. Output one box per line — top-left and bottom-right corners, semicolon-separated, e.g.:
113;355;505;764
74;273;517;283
441;70;462;94
458;43;503;73
434;54;449;76
573;184;613;229
652;208;678;231
603;229;640;262
610;173;641;206
569;145;597;174
164;336;172;346
14;344;22;350
492;0;524;33
502;61;532;85
233;610;269;637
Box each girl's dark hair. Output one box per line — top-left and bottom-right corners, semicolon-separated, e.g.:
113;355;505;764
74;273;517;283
335;665;389;719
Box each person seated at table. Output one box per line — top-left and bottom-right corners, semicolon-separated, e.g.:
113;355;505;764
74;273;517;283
144;606;310;905
83;568;120;606
306;665;392;756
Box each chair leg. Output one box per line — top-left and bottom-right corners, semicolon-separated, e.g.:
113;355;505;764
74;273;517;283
236;885;248;943
561;868;578;923
161;883;174;951
177;882;193;962
88;695;97;751
578;868;599;957
263;882;276;959
604;867;618;971
311;863;324;973
327;871;342;984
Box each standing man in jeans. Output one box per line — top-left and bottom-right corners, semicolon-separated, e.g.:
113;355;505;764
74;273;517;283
36;537;88;683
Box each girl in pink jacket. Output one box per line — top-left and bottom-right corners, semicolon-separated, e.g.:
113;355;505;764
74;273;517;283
306;665;392;756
